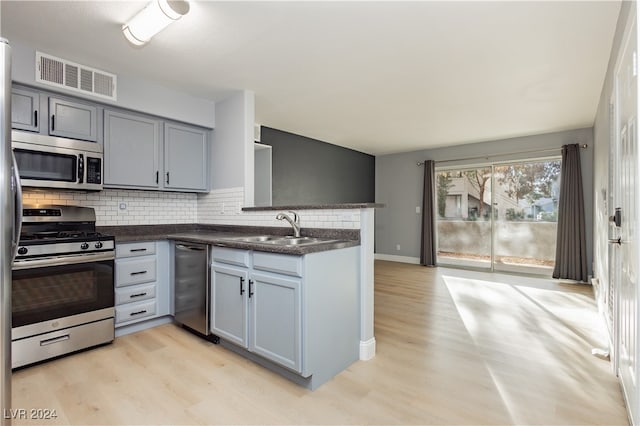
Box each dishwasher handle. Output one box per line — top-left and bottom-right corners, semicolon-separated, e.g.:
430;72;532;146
176;244;206;252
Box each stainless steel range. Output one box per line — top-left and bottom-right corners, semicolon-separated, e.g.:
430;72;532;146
11;205;115;368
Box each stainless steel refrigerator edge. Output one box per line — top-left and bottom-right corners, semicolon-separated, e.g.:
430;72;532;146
174;242;209;336
1;38;21;425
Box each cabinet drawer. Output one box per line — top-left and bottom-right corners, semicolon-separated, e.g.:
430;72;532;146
115;283;156;305
116;257;157;287
253;252;302;277
116;242;156;258
115;300;156;324
211;247;250;267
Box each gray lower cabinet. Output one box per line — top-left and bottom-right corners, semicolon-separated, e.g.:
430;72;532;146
11;87;40;132
210;246;359;389
249;272;301;372
211;248;302;373
49;97;98;141
104;110;161;189
115;241;171;333
210;264;249;347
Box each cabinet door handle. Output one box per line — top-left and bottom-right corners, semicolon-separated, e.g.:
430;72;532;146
240;277;245;295
130;310;147;316
156;171;159;184
166;172;170;184
51;114;55;131
130;292;148;298
248;279;254;298
130;248;147;253
130;270;148;276
34;110;38;127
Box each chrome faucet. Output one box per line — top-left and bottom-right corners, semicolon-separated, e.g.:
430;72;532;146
276;211;301;237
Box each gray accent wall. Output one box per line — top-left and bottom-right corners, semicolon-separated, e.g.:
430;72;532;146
375;127;595;275
261;127;375;205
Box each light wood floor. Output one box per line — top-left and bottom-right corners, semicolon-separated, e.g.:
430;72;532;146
12;261;628;425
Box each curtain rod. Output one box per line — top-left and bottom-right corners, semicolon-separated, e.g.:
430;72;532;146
416;144;588;166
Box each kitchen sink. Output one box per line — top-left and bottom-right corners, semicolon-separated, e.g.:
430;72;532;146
222;235;340;246
266;237;338;246
226;235;282;243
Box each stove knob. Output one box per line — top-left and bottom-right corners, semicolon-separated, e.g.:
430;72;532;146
95;241;103;249
80;242;89;250
17;247;28;255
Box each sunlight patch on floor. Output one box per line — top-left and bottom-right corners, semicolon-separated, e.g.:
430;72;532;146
439;268;616;424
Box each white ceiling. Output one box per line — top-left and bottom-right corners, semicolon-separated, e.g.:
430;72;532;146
1;1;621;155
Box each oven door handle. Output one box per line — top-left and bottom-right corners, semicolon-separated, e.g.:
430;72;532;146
12;252;115;270
11;152;23;262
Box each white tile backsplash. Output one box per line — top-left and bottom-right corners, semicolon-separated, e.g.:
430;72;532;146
23;189;197;226
23;187;361;229
197;187;361;229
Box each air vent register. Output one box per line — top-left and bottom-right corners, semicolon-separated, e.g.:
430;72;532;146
36;51;117;101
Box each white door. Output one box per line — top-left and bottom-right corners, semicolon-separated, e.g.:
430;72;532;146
608;95;619;373
614;11;639;425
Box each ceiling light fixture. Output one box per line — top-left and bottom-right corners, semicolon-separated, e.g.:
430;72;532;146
122;0;190;46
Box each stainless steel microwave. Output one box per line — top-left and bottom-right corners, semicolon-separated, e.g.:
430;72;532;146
12;131;103;191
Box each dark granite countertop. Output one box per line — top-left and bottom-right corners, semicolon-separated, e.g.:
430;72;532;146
98;224;360;255
242;203;384;212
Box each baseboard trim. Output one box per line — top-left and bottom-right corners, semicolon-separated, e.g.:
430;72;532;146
374;254;420;264
360;338;376;360
115;316;173;338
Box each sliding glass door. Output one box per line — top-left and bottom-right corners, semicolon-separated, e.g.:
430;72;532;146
435;166;493;269
436;158;561;275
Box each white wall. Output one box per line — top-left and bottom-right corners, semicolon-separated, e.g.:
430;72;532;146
210;91;254;206
8;39;215;128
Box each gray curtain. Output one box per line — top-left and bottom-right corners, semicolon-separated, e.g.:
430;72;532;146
553;144;588;282
420;160;437;266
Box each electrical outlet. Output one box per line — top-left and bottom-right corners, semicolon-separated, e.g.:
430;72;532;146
416;206;421;214
396;244;401;251
119;203;127;210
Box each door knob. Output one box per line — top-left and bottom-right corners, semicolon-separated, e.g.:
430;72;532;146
609;208;622;227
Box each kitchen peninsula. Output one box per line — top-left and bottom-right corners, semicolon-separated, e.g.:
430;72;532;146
96;202;382;389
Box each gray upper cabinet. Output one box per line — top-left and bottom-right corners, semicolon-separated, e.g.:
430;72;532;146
104;111;209;193
10;85;210;193
104;110;161;189
49;97;98;142
11;87;40;132
164;123;208;192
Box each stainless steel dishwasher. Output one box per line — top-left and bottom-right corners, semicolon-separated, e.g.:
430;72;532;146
174;242;209;336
